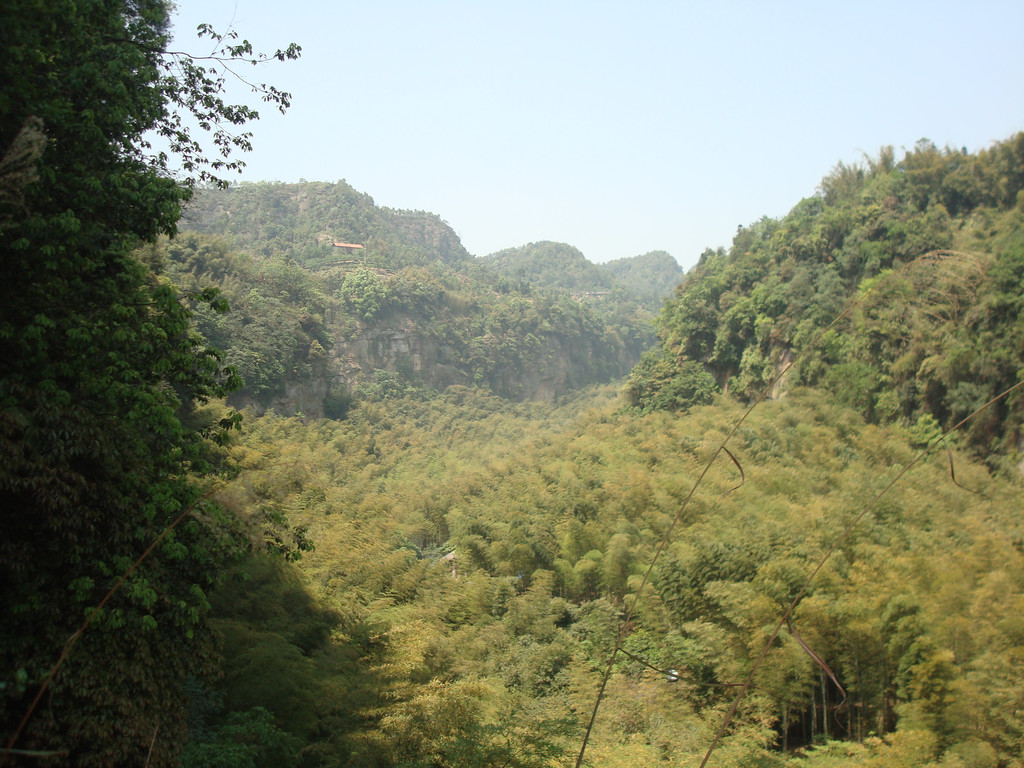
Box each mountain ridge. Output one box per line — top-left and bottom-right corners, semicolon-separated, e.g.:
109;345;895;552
171;182;681;414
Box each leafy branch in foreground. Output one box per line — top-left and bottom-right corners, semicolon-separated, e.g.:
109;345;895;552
1;1;299;763
155;24;301;189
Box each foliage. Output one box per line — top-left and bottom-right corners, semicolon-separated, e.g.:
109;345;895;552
340;268;390;320
482;241;682;315
187;382;1024;766
625;349;719;413
0;1;296;763
168;204;659;408
160;232;336;408
158;26;301;189
181;706;303;768
482;241;611;292
632;135;1024;463
600;249;685;306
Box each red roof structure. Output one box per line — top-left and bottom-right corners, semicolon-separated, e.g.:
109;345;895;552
332;242;364;249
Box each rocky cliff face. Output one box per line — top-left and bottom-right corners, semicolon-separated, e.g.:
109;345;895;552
234;320;639;418
480;335;634;402
229;351;333;418
333;320;634;403
337;322;469;393
263;377;330;418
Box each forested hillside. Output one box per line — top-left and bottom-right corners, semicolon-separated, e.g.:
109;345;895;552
181;181;473;268
483;241;614;293
481;242;682;314
170;138;1024;768
600;250;685;307
171;183;674;413
2;2;1022;763
182;385;1024;768
628;135;1024;468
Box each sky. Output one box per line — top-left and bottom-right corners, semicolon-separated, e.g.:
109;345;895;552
167;0;1024;269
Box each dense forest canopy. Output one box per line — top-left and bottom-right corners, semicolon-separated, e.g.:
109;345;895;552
2;2;1023;766
628;135;1024;467
172;183;677;412
172;136;1024;768
171;382;1024;767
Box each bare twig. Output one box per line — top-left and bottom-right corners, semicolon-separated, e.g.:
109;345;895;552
721;446;745;495
143;725;159;767
616;648;744;689
786;618;846;706
944;442;982;496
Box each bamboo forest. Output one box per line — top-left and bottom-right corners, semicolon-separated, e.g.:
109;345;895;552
2;2;1023;767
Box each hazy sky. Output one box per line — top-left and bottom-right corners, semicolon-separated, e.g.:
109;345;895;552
167;1;1024;269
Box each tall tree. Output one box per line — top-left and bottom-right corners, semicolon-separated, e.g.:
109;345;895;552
0;1;297;763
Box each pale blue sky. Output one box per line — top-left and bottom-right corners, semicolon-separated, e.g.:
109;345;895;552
168;1;1024;268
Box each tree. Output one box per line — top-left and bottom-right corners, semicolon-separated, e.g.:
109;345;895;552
0;1;298;763
339;267;390;320
625;349;718;414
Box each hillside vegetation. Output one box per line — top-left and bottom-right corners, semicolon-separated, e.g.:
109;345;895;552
170;183;676;412
185;385;1023;768
2;7;1022;763
481;241;682;312
629;135;1024;468
173;137;1024;768
181;181;473;269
